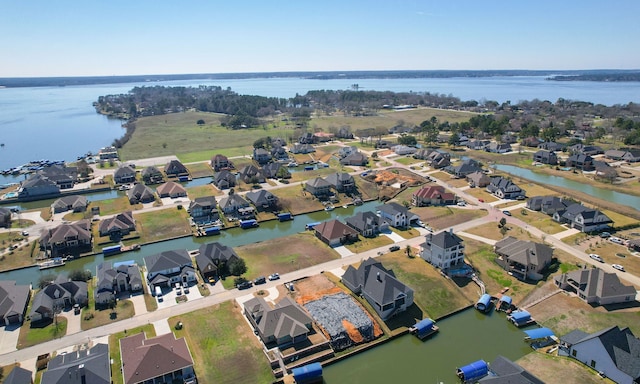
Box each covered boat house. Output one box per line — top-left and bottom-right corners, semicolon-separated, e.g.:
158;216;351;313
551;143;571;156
456;359;489;382
475;293;493;313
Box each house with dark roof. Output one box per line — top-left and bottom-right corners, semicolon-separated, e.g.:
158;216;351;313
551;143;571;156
290;143;315;154
446;161;482;178
213;170;236;190
376;202;419;228
127;183;156;204
466;171;491;188
18;174;60;198
412;185;456;207
345;211;389;237
569;144;604;156
425;150;451;169
566;154;595;171
533;149;558;165
39;220;92;257
391;145;417;155
30;279;88;323
486;142;512;153
340;151;368;166
262;162;290;179
341;258;414;321
325;172;355;193
51;195;89;213
218;193;252;218
478;355;544;383
605;148;640;162
188;196;218;224
246;189;279;212
211;154;233;171
555;267;636;306
0;207;11;228
559;326;640;384
39;165;78;189
305;177;332;198
120;332;195;384
98;211;136;240
3;366;33;384
156;181;187;198
494;237;553;281
420;229;465;270
114;165;137;184
553;203;612;233
141;166;164;184
95;261;142;308
239;165;266;184
164;159;189;178
271;144;290;161
243;296;314;347
41;343;110;384
144;249;196;290
196;242;240;280
252;148;272;165
0;281;30;325
521;136;542;148
538;141;565;152
314;219;359;246
486;176;525;199
526;195;571;215
98;146;118;160
467;140;491;151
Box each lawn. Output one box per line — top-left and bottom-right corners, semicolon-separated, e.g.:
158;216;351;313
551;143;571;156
185;162;214;178
393;156;422;166
81;283;135;330
17;318;67;349
517;352;610;384
510;208;566;234
0;233;38;272
410;206;487;231
185;184;222;199
109;325;156;384
464;187;499;202
92;196;141;216
271;184;325;215
134;208;192;243
170;302;273;384
344;234;394;253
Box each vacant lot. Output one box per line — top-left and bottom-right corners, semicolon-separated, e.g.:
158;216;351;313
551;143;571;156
411;206;487;231
272;184;326;215
0;233;38;272
135;208;192;243
510;208;566;234
517;352;607;384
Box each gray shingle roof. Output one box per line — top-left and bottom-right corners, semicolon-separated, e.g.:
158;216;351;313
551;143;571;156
42;343;110;384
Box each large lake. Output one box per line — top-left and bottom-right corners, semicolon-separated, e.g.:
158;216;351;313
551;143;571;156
1;75;640;176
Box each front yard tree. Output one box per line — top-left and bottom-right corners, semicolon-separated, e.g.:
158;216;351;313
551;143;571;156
499;217;507;228
229;258;247;276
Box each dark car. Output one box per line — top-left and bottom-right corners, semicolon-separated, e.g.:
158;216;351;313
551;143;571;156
254;276;266;285
237;281;253;290
502;210;511;216
389;245;400;252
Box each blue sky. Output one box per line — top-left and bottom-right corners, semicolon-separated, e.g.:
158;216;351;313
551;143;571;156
2;0;639;77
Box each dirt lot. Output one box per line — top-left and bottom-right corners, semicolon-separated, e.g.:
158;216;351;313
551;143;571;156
517;352;607;384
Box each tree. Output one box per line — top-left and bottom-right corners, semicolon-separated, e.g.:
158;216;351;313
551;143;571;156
405;245;413;258
69;269;92;281
38;273;56;289
397;135;417;146
229;258;247;276
500;226;508;237
196;119;205;125
498;218;507;228
448;133;460;148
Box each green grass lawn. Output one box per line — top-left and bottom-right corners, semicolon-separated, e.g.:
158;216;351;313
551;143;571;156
135;208;192;243
17;318;67;349
81;282;135;330
344;235;393;253
185;162;214;178
92;197;141;216
170;302;273;384
0;233;38;272
186;184;222;199
109;325;156;384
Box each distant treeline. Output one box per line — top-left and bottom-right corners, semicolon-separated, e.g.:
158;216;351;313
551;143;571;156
549;72;640;82
1;69;626;88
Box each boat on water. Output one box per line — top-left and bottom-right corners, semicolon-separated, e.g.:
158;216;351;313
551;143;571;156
38;257;66;270
409;318;439;340
324;204;335;211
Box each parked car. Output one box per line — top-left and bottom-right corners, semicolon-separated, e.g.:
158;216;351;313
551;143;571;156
389;245;400;252
609;237;624;245
208;276;215;284
182;281;189;294
416;220;426;227
175;283;182;296
516;195;526;200
457;201;466;206
237;281;253;290
599;231;611;238
612;264;625;272
268;273;280;281
478;199;485;203
589;254;604;263
254;276;266;285
21;230;29;236
502;210;511;216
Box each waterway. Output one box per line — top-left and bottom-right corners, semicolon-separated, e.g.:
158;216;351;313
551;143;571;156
0;201;379;284
493;164;640;212
323;308;536;383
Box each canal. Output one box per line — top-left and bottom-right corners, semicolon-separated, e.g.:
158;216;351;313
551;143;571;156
323;308;536;384
493;164;640;212
1;201;380;284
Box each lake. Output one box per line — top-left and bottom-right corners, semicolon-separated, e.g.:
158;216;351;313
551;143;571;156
2;75;640;176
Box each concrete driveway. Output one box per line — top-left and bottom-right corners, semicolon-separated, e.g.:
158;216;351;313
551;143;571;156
61;309;82;335
332;245;354;258
0;324;20;354
383;231;405;243
128;293;148;316
153;319;171;335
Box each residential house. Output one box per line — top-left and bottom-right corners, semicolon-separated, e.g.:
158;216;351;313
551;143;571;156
521;136;542;147
559;326;640;384
290;143;315;154
478;355;544;384
30;279;88;322
98;146;118;159
243;296;314;347
341;258;414;321
263;162;290;179
501;134;518;144
218;193;252;218
188;196;219;224
420;229;465;270
246;189;279;212
533;150;558;165
51;195;89;213
305;177;332;199
39;165;78;189
566;154;595;171
526;196;571;215
271;144;290;161
412;185;456;207
338;145;360;160
98;211;136;240
336;126;353;139
298;132;316;144
314;132;334;142
0;208;11;228
211;154;233;171
486;142;512;153
41;343;110;384
467;140;490;151
325;172;356;193
95;262;142;308
345;211;389;237
555;267;636;306
39;220;92;257
120;332;195;384
425;150;451;169
144;249;196;290
113;165;136;184
553;203;613;233
252;148;272;165
376;202;419;228
314;219;359;246
391;145;417;155
0;281;30;325
213;170;236;190
17;174;60;198
141;166;163;184
127;183;156;204
156;181;187;198
569;144;604;156
446;160;482;178
486;176;525;199
412;148;431;160
538;141;565;152
3;366;33;384
340;151;368;166
494;237;553;281
466;171;491;188
239;165;266;184
604;148;640;163
164;159;189;178
196;242;240;280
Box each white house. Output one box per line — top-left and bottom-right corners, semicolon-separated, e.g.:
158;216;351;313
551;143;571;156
420;229;465;270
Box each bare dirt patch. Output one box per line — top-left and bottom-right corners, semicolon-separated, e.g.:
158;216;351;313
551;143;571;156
517;353;605;384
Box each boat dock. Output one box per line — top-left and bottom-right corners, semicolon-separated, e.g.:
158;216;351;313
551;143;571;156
38;257;66;270
408;318;439;340
507;310;536;327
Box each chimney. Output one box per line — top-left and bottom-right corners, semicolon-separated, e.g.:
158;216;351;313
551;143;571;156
376;272;382;282
449;227;453;234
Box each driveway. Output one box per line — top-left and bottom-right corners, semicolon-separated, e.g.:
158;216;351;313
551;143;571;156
383;231;405;243
61;308;82;335
0;324;20;354
552;228;581;240
128;293;148;316
332;245;354;258
152;319;171;335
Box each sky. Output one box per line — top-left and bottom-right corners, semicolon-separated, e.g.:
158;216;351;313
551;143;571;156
2;0;640;77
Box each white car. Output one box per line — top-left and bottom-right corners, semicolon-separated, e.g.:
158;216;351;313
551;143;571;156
609;237;624;245
589;254;604;263
612;264;625;272
268;273;280;281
